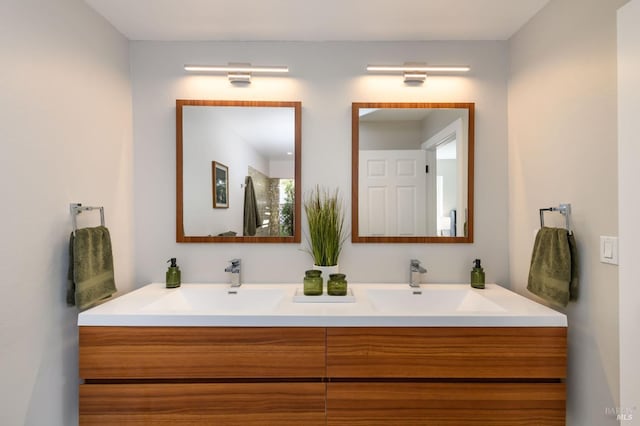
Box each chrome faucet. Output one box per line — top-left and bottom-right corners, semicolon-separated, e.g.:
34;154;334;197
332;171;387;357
225;259;241;287
410;259;427;288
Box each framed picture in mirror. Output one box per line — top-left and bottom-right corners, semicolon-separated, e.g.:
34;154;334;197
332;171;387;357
212;161;229;208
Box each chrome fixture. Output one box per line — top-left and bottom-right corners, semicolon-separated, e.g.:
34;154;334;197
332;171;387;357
410;259;427;288
225;259;242;287
366;63;470;84
184;63;289;84
539;203;573;235
70;203;105;236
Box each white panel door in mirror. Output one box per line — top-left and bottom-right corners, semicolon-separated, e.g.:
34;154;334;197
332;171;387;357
359;150;426;236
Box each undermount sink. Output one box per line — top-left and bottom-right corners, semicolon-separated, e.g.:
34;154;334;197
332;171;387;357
141;285;286;313
366;285;506;314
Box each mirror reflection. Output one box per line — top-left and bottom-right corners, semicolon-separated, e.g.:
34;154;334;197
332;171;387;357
177;100;301;243
352;102;474;243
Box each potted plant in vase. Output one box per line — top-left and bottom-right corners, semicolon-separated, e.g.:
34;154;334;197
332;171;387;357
304;185;348;277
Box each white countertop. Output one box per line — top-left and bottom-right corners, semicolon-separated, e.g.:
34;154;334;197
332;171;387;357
78;283;567;327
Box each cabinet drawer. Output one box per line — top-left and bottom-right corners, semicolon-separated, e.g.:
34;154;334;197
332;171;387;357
80;327;326;379
80;382;326;426
327;382;566;426
327;327;566;379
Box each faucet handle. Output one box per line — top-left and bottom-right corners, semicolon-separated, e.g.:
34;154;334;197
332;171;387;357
225;259;241;274
410;259;427;273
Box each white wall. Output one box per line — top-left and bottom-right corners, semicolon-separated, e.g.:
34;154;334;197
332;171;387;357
618;0;640;422
0;1;134;425
269;159;294;179
508;0;626;424
422;109;468;143
131;41;509;286
360;120;423;149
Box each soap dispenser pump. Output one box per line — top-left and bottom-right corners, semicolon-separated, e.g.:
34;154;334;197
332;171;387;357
470;259;485;289
166;258;181;288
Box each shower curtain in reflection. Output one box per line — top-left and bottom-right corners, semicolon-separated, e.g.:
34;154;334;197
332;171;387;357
243;176;261;236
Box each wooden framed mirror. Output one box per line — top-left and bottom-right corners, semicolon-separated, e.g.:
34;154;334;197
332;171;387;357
352;102;474;243
177;100;301;243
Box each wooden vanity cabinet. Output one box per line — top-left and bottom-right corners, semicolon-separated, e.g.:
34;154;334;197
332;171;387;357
326;327;567;379
79;326;326;379
79;327;326;425
80;382;326;425
79;326;566;425
326;327;567;425
326;382;565;425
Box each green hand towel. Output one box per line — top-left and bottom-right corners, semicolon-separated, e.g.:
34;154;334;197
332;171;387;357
527;227;578;307
67;226;117;310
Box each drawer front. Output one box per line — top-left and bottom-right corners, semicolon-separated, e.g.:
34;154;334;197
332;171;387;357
80;327;326;379
327;382;566;426
80;382;326;426
327;327;566;379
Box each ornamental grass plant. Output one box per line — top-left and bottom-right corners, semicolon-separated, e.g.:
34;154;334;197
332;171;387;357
304;186;348;267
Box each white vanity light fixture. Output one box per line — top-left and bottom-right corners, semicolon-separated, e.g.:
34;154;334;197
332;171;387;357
184;63;289;84
366;63;470;84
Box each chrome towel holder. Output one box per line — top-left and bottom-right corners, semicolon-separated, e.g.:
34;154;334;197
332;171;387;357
539;203;572;235
70;203;105;236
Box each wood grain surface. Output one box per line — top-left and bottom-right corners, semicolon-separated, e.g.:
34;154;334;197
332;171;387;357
79;325;567;423
327;382;566;425
327;327;566;379
80;326;326;379
80;382;326;425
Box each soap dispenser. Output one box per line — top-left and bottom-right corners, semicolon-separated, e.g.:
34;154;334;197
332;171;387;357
166;258;181;288
470;259;485;289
